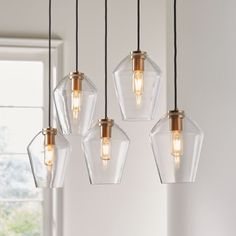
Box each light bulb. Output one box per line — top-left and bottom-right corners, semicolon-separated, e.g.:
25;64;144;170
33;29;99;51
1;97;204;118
133;70;144;105
71;90;82;119
171;130;183;168
100;137;111;167
44;144;55;170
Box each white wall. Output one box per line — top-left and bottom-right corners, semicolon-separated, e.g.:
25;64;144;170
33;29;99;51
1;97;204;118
0;0;167;236
167;1;236;236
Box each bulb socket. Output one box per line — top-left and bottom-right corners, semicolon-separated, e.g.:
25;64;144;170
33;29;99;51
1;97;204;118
131;51;146;72
168;110;184;131
42;128;57;146
99;118;114;138
69;71;84;92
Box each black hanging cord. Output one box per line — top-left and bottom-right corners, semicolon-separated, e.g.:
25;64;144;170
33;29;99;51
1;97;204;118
174;0;178;111
104;0;108;118
76;0;79;71
48;0;52;127
137;0;140;51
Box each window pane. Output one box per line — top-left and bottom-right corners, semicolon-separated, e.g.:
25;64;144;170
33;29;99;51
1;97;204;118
0;201;42;236
0;60;43;106
0;108;43;153
0;155;42;200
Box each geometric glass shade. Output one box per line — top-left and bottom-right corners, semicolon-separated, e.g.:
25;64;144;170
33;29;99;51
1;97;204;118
27;128;71;188
54;72;97;136
150;111;204;184
113;51;161;121
82;119;130;185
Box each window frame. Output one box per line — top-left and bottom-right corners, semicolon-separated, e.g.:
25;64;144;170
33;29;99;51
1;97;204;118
0;37;63;236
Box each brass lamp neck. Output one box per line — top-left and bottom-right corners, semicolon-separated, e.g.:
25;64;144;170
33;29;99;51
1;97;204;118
99;118;114;138
131;51;146;72
69;71;84;91
168;110;184;131
42;128;57;146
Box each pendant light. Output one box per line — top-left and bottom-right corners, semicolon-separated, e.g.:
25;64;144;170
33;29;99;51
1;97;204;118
53;0;97;136
150;0;204;184
27;0;71;188
82;0;130;185
113;0;161;121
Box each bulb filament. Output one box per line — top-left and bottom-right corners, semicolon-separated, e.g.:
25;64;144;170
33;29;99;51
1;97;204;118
171;130;183;168
100;137;111;167
44;144;55;171
71;90;82;119
133;70;144;105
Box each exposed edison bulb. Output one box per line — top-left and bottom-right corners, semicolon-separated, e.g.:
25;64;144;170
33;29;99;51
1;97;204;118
100;137;111;167
171;130;183;168
133;70;144;105
71;90;82;119
44;144;55;171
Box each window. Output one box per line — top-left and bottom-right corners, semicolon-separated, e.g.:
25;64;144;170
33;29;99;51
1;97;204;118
0;38;63;236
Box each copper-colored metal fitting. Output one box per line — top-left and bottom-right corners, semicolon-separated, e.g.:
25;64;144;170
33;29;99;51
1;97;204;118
69;71;84;80
131;51;146;72
42;128;57;146
99;118;114;138
69;71;84;92
168;110;185;131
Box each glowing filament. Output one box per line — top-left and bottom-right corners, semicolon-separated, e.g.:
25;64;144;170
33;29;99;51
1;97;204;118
171;131;183;168
100;137;111;167
133;70;144;105
44;144;55;170
71;90;82;119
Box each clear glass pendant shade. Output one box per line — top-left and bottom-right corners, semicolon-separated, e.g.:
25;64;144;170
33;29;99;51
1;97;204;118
54;72;97;136
113;51;161;121
150;110;204;184
27;128;71;188
82;119;130;185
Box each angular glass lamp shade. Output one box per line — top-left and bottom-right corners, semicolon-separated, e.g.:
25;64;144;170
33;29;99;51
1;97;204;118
113;51;161;121
82;119;130;184
150;110;204;184
54;72;97;136
27;128;71;188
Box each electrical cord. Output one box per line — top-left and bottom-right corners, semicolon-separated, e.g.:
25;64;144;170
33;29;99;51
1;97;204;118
48;0;52;127
76;0;79;71
105;0;108;118
137;0;140;51
174;0;178;110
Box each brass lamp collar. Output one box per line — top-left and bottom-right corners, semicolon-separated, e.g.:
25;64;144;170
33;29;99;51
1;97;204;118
42;127;57;135
98;118;114;127
69;71;84;80
130;51;147;59
99;118;114;138
168;110;185;119
70;71;84;91
168;110;184;132
42;128;57;146
131;51;146;72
